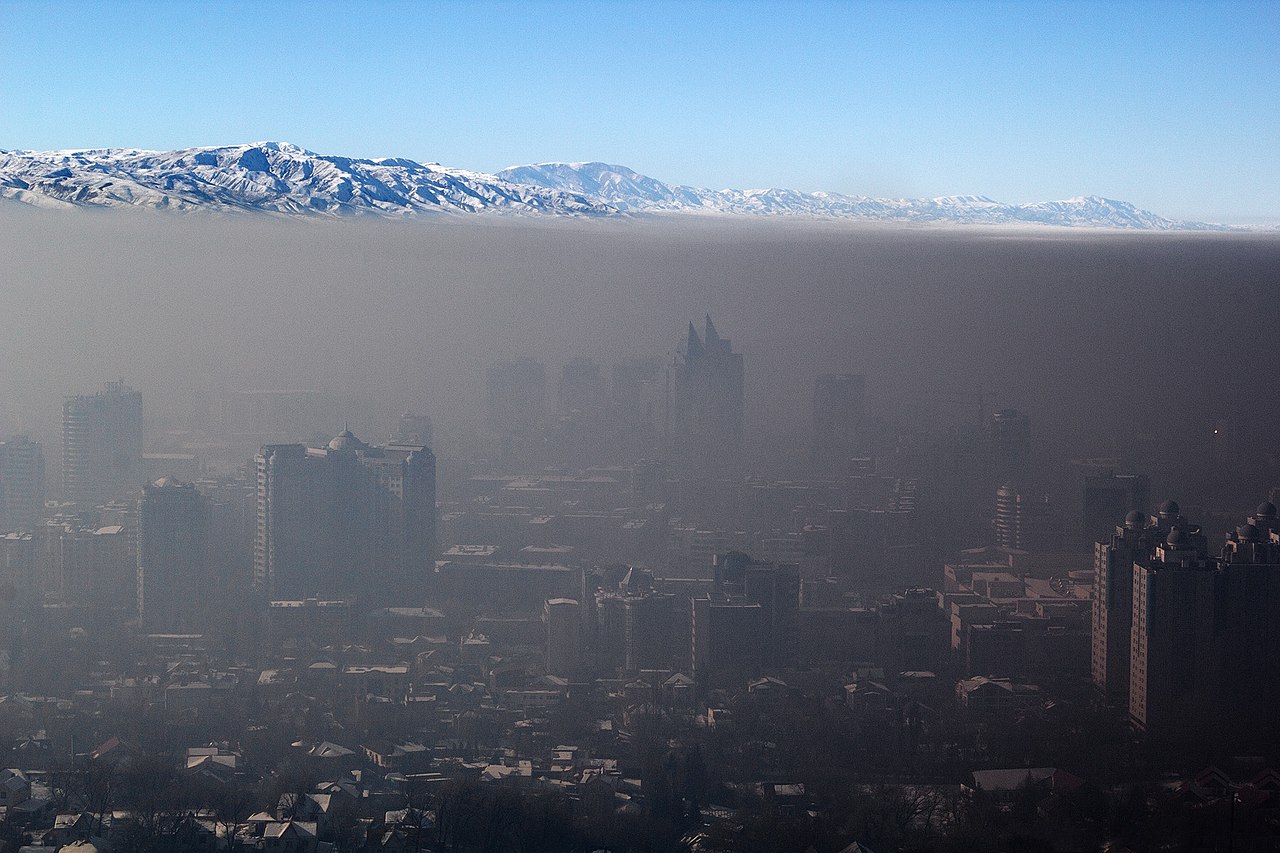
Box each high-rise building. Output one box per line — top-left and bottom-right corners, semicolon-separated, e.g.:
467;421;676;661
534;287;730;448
485;358;545;434
49;521;135;613
624;592;676;672
557;358;606;416
611;358;666;456
714;552;802;669
1085;499;1280;732
1090;506;1166;702
0;436;46;532
254;431;436;605
216;389;374;459
62;380;144;503
0;532;36;604
746;561;801;668
1083;472;1150;545
1215;502;1280;725
1097;499;1280;734
545;597;582;678
592;591;628;673
548;358;611;464
392;412;433;447
993;484;1060;551
811;373;865;471
989;408;1030;483
669;315;744;466
691;594;764;689
1129;517;1217;732
137;476;209;633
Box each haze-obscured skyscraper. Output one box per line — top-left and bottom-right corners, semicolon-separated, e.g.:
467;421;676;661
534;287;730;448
50;520;135;614
486;358;545;434
669;315;744;466
994;484;1060;551
1083;472;1150;546
989;408;1030;483
691;594;764;689
811;373;865;471
611;358;666;457
62;380;144;503
254;431;436;604
0;436;45;532
545;597;582;678
714;551;801;668
624;592;676;672
392;411;433;447
137;476;209;632
557;358;606;416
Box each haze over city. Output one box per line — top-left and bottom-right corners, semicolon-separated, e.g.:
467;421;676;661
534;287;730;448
0;2;1276;853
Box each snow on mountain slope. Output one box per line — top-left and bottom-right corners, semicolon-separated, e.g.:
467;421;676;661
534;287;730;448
498;162;1226;230
0;142;613;217
496;162;709;211
0;142;1231;229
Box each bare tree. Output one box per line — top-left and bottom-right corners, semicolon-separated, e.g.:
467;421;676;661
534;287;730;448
201;778;257;853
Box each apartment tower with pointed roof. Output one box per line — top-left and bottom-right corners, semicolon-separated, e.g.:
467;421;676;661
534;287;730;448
668;315;744;469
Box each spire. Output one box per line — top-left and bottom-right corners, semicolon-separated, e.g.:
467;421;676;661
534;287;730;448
685;321;704;359
704;314;720;345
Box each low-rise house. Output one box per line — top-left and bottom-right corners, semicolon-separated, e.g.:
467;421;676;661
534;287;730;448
0;768;31;808
87;736;142;770
263;819;318;852
955;675;1041;717
7;795;55;829
362;740;430;772
964;767;1085;804
277;792;332;831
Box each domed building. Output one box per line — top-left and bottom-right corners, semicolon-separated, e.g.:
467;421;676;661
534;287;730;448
326;429;366;454
254;430;436;605
1095;496;1280;736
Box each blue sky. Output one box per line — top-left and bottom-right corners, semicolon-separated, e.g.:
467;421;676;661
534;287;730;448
0;1;1275;223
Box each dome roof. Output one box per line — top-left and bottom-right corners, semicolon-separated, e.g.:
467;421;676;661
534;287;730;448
1166;526;1187;546
1124;510;1145;529
1158;499;1180;516
150;475;186;489
1256;501;1277;519
327;429;363;453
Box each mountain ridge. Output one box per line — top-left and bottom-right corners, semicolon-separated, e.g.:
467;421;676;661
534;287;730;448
0;142;1243;230
496;161;1231;230
0;142;612;217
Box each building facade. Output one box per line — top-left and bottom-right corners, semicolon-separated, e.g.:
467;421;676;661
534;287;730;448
138;476;210;633
545;597;582;678
669;316;744;468
486;358;546;434
811;372;865;471
1125;500;1280;733
254;431;436;605
1091;509;1158;701
62;380;144;503
0;435;45;532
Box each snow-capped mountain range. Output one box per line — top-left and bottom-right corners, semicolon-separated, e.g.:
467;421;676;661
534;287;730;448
498;161;1210;229
0;142;1233;229
0;142;611;217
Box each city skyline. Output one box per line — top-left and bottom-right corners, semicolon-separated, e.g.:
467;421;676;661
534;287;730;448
0;5;1277;848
